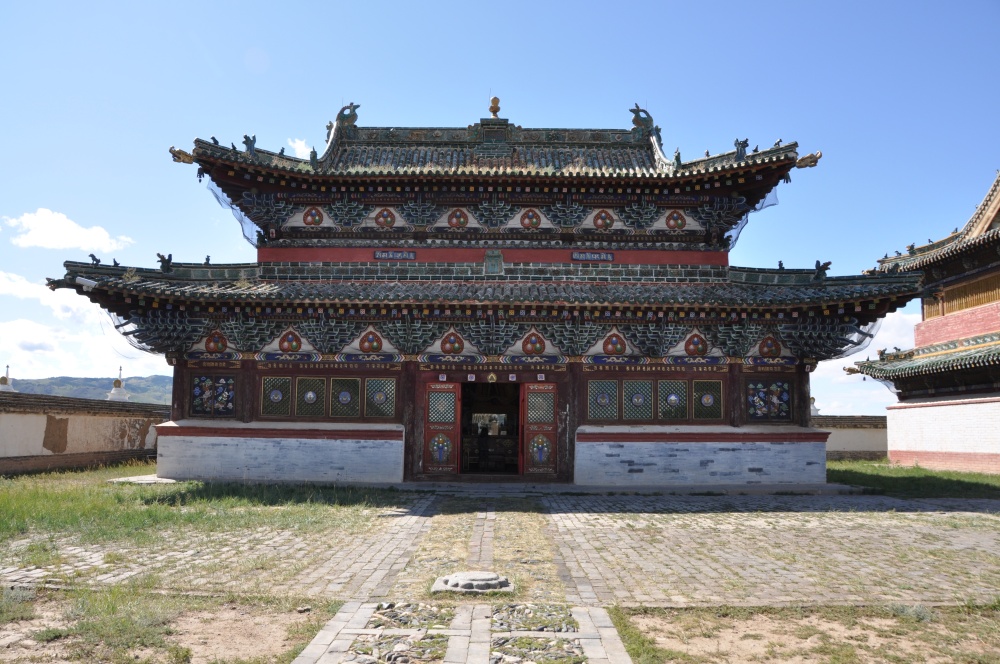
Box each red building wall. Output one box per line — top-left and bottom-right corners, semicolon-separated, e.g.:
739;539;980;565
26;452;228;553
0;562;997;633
914;301;1000;347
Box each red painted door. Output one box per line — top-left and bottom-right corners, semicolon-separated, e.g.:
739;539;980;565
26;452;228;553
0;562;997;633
424;382;461;474
521;383;558;475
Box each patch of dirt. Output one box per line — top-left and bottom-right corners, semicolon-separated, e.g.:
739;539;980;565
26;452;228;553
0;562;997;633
631;611;999;663
169;605;305;663
0;599;316;664
0;599;74;663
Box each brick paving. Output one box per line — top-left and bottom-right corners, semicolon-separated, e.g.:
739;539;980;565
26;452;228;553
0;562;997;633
543;493;1000;607
1;495;439;599
4;484;1000;663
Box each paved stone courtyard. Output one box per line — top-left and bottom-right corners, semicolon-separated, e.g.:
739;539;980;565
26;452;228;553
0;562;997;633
4;487;1000;663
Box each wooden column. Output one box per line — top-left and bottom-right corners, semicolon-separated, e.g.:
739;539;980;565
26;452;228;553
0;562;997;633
796;363;811;427
727;362;743;427
402;360;420;481
240;360;256;423
170;363;185;422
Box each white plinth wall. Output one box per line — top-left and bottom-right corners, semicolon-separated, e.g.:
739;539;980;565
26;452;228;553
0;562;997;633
574;425;828;486
886;394;1000;474
156;420;405;484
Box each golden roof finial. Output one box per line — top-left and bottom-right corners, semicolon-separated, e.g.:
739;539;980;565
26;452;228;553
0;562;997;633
489;96;500;119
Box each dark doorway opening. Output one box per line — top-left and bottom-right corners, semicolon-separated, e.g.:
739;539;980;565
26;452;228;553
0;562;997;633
460;383;520;474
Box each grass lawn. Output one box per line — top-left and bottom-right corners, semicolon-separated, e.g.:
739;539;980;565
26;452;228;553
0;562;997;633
827;459;1000;499
0;460;413;548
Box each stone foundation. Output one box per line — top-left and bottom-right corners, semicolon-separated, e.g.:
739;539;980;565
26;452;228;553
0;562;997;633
573;425;828;486
156;420;405;483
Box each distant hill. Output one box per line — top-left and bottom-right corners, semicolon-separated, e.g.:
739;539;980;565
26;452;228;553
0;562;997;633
10;375;172;405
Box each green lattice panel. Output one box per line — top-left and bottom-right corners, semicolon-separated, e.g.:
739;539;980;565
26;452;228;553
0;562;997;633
746;380;792;421
365;378;396;418
623;380;653;420
587;380;619;420
295;378;326;417
527;392;555;423
261;377;291;417
330;378;361;418
190;375;235;417
693;380;723;420
658;380;688;420
428;391;456;423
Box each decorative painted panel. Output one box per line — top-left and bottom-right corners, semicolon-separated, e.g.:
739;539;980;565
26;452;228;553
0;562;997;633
295;378;326;417
692;380;723;420
330;378;361;418
365;378;396;418
424;383;460;474
527;392;555;423
261;377;291;417
746;381;792;421
190;375;236;417
523;383;557;474
658;380;688;420
623;380;653;420
587;380;619;420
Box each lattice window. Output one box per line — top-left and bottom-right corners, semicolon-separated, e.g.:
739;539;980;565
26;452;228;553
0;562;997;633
261;377;291;417
295;378;326;417
587;380;619;420
623;380;653;420
365;378;396;418
428;391;456;423
527;392;555;423
330;378;361;418
692;380;723;420
658;380;688;420
190;375;236;418
746;380;792;421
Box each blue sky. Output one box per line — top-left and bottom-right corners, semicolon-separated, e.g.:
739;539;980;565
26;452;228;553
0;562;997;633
1;1;998;413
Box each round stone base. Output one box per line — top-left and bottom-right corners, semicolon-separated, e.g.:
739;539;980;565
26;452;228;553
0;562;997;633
431;571;513;594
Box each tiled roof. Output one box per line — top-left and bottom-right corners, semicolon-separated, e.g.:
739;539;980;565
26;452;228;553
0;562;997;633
55;261;921;309
853;331;1000;380
877;172;1000;272
191;121;799;180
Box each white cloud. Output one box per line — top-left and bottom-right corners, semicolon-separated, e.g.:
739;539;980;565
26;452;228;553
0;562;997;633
0;269;169;379
4;208;134;252
287;138;311;158
810;309;921;415
0;271;94;320
0;318;169;380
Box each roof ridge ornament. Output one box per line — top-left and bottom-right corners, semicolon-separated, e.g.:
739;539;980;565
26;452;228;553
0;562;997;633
734;138;749;162
629;103;662;148
489;96;500;119
242;134;257;158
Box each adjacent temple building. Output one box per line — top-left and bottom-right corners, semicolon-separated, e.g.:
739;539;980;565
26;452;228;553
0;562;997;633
853;172;1000;473
50;100;921;485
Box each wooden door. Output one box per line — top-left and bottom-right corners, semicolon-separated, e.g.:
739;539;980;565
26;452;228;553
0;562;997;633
423;382;461;474
521;383;558;475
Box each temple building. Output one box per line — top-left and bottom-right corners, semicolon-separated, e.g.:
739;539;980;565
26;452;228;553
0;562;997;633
50;100;921;485
853;172;1000;473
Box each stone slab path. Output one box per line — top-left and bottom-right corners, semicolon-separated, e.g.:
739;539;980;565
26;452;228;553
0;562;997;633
292;602;630;664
